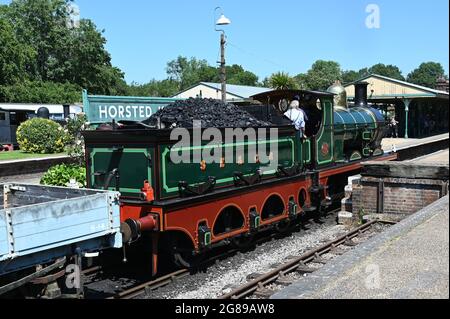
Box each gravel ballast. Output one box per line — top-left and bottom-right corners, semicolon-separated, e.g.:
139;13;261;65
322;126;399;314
144;215;348;299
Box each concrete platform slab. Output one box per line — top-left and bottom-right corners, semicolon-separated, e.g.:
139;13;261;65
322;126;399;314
409;149;449;165
271;195;449;299
0;155;70;178
0;172;44;185
382;133;449;152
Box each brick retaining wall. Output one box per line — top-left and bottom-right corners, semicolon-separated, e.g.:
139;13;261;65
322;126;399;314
352;176;448;217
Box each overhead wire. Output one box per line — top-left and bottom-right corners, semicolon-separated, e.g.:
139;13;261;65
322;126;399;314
226;41;289;72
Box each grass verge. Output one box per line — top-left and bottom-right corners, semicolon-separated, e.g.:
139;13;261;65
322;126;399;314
0;150;67;162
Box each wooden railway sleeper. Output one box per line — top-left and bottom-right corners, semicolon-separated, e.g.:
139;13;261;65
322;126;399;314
312;252;327;264
330;243;346;255
344;237;358;247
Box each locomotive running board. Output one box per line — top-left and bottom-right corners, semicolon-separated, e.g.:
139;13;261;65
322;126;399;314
123;172;314;210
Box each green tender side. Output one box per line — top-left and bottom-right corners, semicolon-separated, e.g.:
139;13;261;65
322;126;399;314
159;137;296;199
89;148;152;197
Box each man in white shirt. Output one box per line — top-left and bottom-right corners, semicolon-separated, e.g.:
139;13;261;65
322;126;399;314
284;96;306;138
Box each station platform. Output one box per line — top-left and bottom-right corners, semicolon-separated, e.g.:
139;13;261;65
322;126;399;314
408;149;449;165
271;195;449;299
0;154;69;183
382;133;449;152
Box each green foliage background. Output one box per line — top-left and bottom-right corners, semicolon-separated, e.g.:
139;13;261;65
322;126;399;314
0;0;126;103
407;62;447;88
0;81;81;103
0;0;447;104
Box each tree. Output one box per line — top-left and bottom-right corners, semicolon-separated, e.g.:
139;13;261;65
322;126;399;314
62;19;128;94
341;64;405;84
166;56;215;91
407;62;447;88
7;0;74;81
227;70;258;86
0;81;81;103
0;15;35;85
357;67;370;79
126;79;179;97
225;64;259;86
2;0;127;96
268;72;298;90
300;60;342;90
367;63;404;80
293;73;309;89
341;70;361;84
261;77;271;88
166;57;259;90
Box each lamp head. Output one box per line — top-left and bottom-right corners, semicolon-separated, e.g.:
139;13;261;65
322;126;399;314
216;14;231;26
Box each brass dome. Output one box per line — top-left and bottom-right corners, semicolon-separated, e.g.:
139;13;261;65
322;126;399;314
327;80;347;108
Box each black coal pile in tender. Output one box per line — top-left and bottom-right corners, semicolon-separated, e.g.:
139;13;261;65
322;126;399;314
144;98;272;128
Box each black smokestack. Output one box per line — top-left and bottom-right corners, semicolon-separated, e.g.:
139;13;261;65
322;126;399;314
354;81;369;107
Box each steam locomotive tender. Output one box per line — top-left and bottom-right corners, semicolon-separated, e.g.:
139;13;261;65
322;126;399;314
82;81;388;275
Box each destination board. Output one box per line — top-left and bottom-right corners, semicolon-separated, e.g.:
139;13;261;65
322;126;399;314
83;90;182;124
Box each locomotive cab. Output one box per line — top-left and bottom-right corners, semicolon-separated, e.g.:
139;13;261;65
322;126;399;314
249;89;326;139
299;97;323;138
250;84;387;166
250;89;336;168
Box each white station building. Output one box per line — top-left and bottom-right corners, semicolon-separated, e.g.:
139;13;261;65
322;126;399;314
172;82;271;103
0;103;83;121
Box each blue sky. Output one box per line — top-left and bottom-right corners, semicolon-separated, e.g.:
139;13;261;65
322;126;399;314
2;0;449;84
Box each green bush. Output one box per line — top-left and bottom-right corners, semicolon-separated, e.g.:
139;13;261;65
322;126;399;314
16;118;66;154
65;113;88;165
40;164;86;188
65;113;87;144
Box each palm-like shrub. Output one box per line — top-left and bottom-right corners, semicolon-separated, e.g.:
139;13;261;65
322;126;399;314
269;72;298;90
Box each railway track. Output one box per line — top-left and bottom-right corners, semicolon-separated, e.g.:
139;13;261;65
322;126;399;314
218;220;396;299
106;269;190;299
99;210;342;299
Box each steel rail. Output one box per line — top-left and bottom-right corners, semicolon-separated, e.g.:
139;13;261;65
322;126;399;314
219;220;392;299
103;209;341;300
81;266;102;276
107;268;190;299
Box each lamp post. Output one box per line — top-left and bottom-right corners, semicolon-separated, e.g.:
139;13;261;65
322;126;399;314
404;98;411;138
215;7;231;103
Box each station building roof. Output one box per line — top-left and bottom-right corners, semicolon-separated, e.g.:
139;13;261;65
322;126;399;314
172;82;272;101
344;74;449;102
